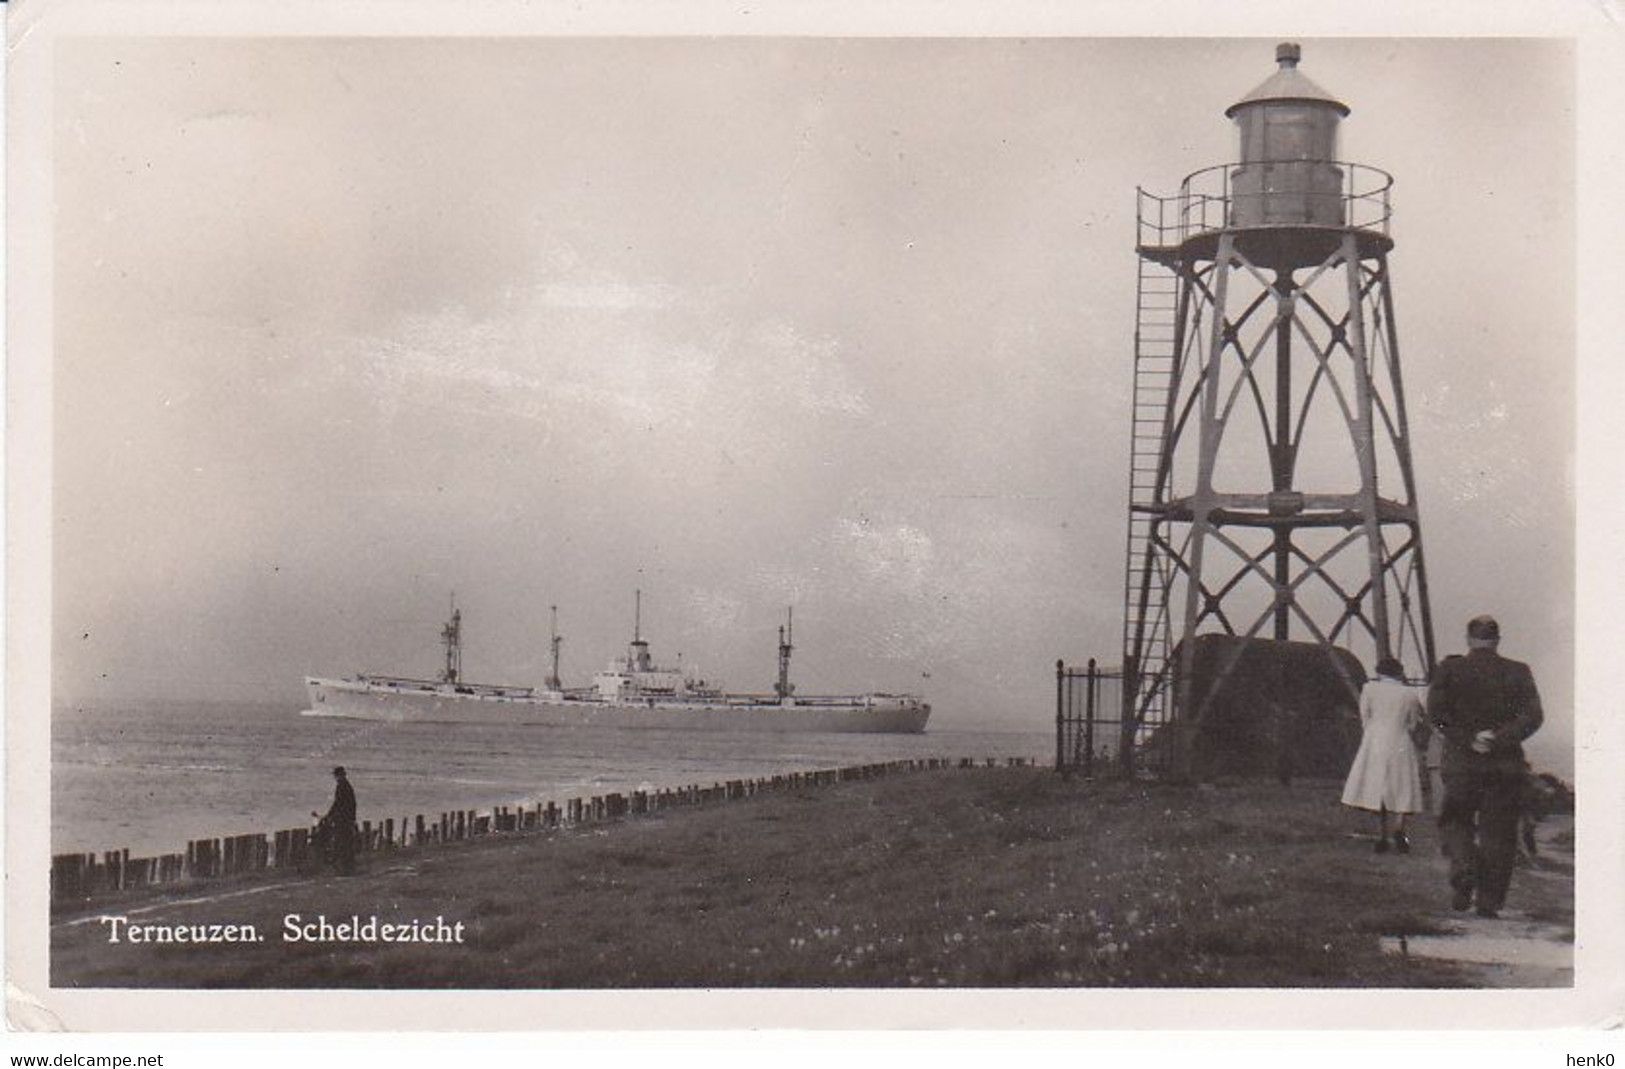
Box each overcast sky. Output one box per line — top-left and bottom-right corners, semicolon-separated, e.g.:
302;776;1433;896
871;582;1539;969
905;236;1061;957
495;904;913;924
50;37;1574;771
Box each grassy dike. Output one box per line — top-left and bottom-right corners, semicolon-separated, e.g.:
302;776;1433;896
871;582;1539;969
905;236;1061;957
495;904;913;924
50;768;1538;988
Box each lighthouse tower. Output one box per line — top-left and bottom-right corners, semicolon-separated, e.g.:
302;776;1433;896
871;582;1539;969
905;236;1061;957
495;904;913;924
1120;44;1436;772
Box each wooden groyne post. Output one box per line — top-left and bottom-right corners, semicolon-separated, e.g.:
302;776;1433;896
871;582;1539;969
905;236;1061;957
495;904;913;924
51;755;1037;905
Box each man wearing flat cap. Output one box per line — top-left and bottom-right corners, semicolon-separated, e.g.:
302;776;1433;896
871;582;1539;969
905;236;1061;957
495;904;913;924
316;765;359;875
1426;615;1544;918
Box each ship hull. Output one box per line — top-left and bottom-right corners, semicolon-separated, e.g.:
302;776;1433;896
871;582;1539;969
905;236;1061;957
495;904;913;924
303;677;931;734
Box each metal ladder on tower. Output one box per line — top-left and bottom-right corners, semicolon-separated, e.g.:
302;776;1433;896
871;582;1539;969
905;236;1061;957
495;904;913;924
1120;250;1181;754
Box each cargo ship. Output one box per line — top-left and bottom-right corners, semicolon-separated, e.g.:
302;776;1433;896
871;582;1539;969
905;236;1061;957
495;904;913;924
302;595;930;734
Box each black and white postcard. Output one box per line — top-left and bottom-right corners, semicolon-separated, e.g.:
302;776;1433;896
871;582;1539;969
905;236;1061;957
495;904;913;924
6;0;1623;1047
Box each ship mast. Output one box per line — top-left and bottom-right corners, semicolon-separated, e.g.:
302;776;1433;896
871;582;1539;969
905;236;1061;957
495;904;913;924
775;607;795;703
629;588;651;671
547;604;563;690
441;596;462;684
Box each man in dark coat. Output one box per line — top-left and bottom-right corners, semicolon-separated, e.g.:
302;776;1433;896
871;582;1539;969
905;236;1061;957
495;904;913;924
1426;615;1544;918
320;765;359;875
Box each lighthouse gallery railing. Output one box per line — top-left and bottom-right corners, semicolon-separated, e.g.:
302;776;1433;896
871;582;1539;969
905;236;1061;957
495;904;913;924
1135;160;1394;249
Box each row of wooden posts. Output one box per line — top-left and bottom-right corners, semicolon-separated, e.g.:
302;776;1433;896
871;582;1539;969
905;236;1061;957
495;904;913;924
51;756;1035;904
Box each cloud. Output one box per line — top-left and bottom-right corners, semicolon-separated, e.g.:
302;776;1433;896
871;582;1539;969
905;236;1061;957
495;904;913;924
535;280;679;311
835;516;936;591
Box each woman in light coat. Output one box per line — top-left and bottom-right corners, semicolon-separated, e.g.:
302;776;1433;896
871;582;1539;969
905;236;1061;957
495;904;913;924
1341;656;1428;853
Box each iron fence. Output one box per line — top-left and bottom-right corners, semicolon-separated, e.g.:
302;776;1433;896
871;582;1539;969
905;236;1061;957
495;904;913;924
1056;659;1123;778
1056;658;1184;779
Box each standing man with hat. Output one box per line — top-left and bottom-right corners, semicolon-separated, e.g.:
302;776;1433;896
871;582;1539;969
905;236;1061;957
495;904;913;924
316;766;359;875
1426;615;1544;918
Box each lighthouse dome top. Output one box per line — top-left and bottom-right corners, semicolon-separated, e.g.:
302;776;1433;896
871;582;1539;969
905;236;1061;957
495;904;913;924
1224;42;1349;119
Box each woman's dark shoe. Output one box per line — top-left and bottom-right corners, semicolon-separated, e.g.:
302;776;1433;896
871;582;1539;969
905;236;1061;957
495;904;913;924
1393;832;1411;854
1451;888;1474;912
1374;837;1390;854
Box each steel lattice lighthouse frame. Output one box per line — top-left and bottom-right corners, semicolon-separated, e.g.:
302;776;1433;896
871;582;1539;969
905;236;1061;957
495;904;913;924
1120;43;1437;769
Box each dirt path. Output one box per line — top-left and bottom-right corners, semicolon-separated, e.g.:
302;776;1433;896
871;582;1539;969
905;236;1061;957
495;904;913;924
1380;814;1574;987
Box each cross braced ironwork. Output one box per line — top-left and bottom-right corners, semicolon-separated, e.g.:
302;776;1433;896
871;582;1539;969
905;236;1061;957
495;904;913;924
1124;219;1435;765
1108;50;1435;780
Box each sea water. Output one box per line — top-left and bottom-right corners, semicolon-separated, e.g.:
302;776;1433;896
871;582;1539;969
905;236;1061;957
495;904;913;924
51;700;1050;857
